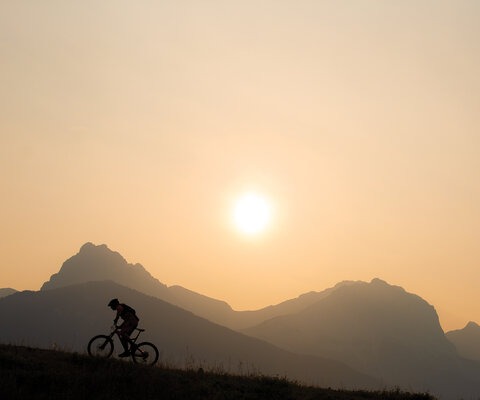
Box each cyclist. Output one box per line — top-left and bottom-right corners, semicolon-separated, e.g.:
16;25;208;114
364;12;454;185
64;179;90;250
108;298;139;357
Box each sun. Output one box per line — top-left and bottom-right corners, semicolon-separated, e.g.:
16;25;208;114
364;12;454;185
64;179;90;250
233;192;272;235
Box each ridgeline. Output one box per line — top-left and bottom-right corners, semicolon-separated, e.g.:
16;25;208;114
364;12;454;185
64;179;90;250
0;344;435;400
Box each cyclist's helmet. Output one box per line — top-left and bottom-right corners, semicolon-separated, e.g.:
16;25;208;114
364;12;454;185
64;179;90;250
108;298;120;309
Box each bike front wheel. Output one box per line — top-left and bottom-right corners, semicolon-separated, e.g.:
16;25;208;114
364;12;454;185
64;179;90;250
131;342;159;366
87;335;114;358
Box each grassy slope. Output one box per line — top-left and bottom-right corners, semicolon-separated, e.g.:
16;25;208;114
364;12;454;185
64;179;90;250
0;344;435;400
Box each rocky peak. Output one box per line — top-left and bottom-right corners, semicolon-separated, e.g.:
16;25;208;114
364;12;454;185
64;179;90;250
40;243;169;298
465;321;480;330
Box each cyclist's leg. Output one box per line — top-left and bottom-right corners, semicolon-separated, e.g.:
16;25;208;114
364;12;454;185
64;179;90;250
118;319;137;355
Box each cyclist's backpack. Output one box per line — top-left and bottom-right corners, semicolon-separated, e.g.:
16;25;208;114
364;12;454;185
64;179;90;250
121;303;139;321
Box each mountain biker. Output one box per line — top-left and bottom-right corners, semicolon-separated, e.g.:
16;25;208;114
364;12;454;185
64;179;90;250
108;298;139;357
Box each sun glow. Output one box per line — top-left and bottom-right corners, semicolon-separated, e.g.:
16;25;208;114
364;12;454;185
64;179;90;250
233;192;272;235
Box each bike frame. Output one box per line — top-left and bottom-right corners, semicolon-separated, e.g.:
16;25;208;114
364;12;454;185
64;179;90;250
111;326;145;350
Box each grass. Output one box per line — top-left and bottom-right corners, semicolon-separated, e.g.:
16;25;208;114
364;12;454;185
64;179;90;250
0;344;436;400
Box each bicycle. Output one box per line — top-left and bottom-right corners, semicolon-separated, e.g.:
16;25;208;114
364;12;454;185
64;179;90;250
87;325;159;366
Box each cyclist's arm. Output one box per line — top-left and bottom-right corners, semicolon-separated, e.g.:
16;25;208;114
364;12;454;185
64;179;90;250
113;305;124;325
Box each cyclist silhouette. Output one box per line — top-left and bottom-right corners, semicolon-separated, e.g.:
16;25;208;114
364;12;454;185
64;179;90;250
108;298;139;357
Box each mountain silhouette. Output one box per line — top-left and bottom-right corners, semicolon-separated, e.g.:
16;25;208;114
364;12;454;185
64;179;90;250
447;321;480;361
41;243;172;299
243;278;480;399
41;243;236;324
25;242;480;398
0;280;378;389
0;288;17;299
40;243;355;330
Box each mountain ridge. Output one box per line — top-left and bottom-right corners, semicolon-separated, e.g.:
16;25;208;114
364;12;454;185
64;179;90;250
39;242;356;329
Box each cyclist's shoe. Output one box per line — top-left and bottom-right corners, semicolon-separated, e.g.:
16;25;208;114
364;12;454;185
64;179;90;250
118;351;130;357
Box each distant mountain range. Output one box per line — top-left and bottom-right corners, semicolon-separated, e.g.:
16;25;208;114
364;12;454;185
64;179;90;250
39;242;354;330
2;242;480;399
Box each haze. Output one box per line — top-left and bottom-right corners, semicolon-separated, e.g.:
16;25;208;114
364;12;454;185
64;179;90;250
1;1;479;331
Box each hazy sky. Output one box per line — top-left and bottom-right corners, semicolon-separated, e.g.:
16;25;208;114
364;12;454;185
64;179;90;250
1;1;479;331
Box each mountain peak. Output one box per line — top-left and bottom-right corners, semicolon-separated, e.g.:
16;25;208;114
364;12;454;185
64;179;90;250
370;277;388;285
446;320;480;363
465;321;480;330
40;243;168;297
78;242;125;261
80;242;97;251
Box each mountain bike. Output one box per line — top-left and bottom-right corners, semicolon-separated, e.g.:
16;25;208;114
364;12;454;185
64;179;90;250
87;325;159;366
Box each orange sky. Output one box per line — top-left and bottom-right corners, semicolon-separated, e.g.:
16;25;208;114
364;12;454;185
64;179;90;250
1;1;479;331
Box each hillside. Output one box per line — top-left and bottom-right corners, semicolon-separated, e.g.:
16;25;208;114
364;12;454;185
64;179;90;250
0;344;435;400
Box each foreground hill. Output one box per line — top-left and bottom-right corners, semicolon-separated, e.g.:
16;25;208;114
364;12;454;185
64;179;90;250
0;344;435;400
244;279;480;399
0;280;378;390
447;321;480;361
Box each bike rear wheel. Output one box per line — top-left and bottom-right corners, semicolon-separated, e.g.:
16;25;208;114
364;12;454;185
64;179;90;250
131;342;159;366
87;335;114;358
